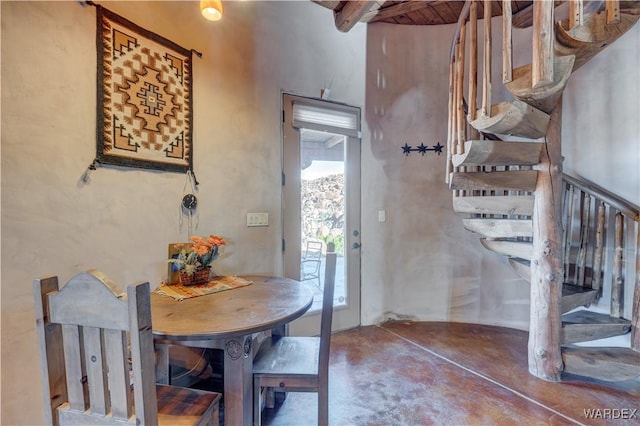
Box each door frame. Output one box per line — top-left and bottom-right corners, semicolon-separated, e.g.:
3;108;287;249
281;93;361;333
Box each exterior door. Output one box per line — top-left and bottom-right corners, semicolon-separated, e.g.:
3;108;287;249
282;93;361;333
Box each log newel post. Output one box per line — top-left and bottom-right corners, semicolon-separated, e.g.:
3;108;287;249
528;98;564;381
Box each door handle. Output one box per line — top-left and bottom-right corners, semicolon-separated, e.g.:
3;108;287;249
352;242;361;249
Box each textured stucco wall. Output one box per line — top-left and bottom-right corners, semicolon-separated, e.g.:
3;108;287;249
0;2;365;423
359;17;639;329
563;23;640;206
360;20;532;328
562;23;640;318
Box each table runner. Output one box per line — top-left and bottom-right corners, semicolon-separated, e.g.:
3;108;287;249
154;276;253;301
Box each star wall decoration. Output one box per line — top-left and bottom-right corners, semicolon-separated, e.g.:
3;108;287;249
401;142;444;156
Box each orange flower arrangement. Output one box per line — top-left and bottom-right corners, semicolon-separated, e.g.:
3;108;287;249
169;234;227;274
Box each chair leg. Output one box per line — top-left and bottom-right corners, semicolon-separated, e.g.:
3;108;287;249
254;376;262;426
155;343;170;384
318;386;328;426
212;406;219;426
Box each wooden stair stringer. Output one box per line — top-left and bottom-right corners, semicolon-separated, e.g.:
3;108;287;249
505;54;576;114
562;310;632;344
555;12;640;71
469;100;550;139
562;346;640;382
452;140;543;167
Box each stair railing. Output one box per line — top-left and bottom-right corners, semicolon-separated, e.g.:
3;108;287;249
533;1;555;88
446;0;558;183
562;173;640;351
446;1;470;185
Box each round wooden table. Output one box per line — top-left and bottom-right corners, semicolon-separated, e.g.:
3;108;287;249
151;275;313;426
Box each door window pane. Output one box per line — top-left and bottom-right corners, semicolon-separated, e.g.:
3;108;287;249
300;129;346;310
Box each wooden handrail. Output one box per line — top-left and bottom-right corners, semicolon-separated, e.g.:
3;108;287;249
563;173;640;221
446;1;472;182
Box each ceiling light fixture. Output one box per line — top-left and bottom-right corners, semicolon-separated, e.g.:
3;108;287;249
201;0;223;21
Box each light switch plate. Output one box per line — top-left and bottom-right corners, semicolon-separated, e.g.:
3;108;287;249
378;210;386;222
247;212;269;227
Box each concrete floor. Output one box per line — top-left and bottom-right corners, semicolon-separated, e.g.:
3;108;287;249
260;322;639;426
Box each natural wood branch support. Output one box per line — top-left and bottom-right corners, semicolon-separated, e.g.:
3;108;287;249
529;98;564;381
468;1;478;121
611;212;624;318
446;60;455;183
592;201;606;291
607;0;621;24
532;0;554;88
456;22;466;155
481;0;492;117
576;193;591;286
563;185;575;283
570;0;584;29
502;0;513;83
334;1;377;32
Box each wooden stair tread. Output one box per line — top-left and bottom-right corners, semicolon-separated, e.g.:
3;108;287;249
453;195;534;216
482;239;532;260
562;310;631;325
555;12;640;70
505;55;576;114
561;284;600;314
562;311;632;344
508;257;531;279
562;346;640;382
452;140;543;167
505;259;600;313
469;100;550;139
450;170;538;192
463;219;533;239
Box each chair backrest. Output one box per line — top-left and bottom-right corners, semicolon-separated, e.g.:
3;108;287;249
318;242;337;379
303;240;323;260
34;270;158;425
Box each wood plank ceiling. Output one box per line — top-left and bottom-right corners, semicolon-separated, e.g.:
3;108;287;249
313;1;535;30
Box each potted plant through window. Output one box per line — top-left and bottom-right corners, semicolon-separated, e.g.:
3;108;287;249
169;234;226;286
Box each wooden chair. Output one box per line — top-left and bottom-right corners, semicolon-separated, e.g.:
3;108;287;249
33;270;221;426
253;242;337;425
300;240;324;288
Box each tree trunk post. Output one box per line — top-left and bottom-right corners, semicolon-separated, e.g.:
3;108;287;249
528;98;564;381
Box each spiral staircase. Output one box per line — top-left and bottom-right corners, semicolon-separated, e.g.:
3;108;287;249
447;0;640;384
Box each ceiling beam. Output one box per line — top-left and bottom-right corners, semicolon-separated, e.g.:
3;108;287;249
362;0;438;23
334;0;379;32
311;1;341;10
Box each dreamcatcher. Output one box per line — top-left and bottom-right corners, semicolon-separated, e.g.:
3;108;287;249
180;170;199;237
